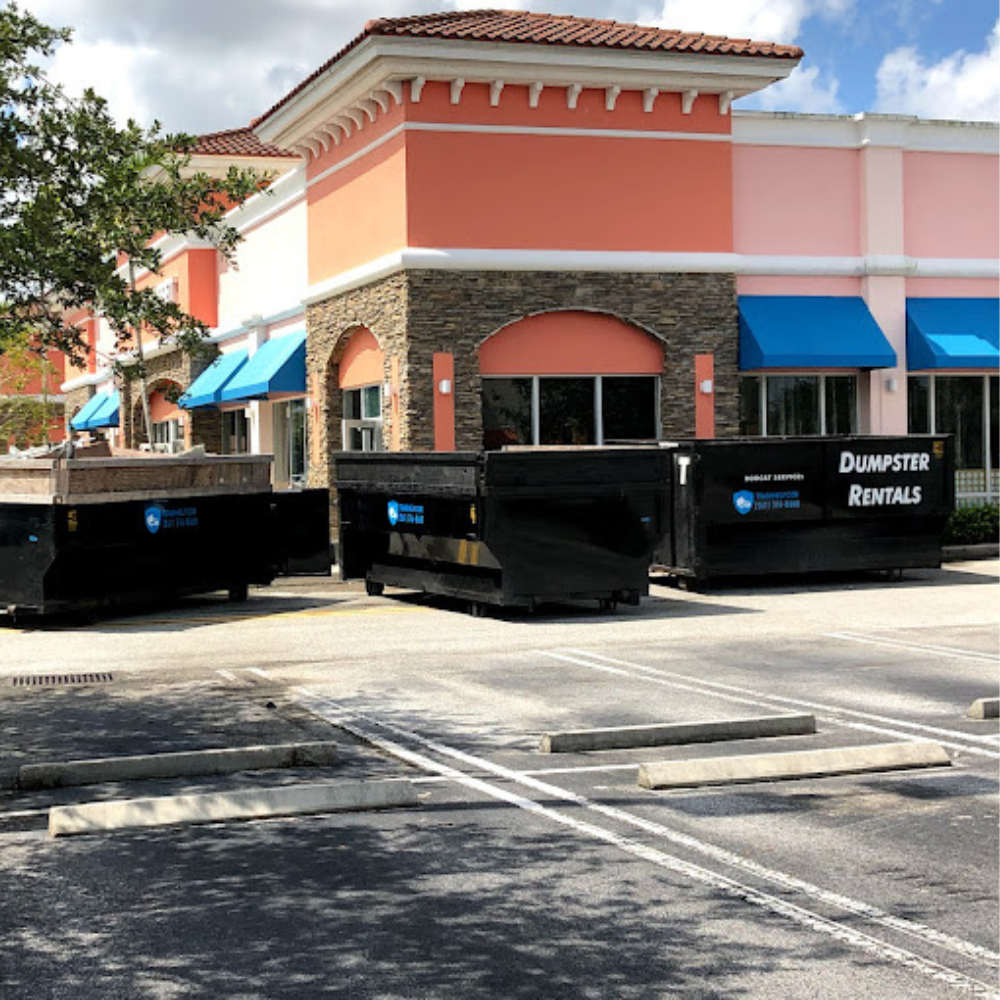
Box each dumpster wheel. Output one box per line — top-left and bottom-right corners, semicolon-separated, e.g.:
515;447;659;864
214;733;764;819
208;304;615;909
598;597;618;613
365;579;385;597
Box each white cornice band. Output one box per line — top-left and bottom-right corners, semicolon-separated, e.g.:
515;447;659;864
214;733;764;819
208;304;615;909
302;248;1000;304
61;368;113;393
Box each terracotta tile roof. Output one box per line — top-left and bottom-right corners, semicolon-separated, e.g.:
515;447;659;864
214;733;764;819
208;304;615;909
256;9;803;128
188;127;293;158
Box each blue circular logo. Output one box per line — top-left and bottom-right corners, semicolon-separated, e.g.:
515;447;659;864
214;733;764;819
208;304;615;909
144;506;163;534
387;501;399;526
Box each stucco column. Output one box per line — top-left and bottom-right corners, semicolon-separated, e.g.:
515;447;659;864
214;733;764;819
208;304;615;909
858;119;911;435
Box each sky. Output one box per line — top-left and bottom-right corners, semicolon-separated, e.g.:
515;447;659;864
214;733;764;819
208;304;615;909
20;0;1000;136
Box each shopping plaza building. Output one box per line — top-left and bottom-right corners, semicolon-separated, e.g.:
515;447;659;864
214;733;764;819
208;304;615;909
63;10;999;510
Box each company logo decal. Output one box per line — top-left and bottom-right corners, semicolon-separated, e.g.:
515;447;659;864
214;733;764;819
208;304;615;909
144;505;198;534
387;499;424;526
733;491;755;516
144;506;163;534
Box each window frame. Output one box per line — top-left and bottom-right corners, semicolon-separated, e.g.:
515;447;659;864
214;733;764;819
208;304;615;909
342;383;383;452
482;374;661;449
739;374;859;437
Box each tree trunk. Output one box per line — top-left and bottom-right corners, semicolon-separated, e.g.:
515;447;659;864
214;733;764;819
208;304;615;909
128;261;155;448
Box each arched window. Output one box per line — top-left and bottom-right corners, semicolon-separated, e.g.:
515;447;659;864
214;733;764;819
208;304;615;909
479;311;663;449
339;328;384;451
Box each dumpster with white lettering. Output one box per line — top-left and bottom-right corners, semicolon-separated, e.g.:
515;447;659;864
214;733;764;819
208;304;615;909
653;435;954;583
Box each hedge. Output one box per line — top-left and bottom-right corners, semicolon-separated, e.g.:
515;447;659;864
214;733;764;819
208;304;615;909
944;504;999;546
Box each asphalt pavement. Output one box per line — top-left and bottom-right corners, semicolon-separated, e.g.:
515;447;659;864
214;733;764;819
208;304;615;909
0;559;997;999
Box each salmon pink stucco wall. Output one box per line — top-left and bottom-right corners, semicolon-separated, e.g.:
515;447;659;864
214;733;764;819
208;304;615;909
732;145;860;256
479;311;663;375
903;152;1000;260
339;328;384;389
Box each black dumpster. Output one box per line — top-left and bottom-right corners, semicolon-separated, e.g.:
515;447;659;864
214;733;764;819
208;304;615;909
653;435;954;583
0;456;330;619
335;448;671;611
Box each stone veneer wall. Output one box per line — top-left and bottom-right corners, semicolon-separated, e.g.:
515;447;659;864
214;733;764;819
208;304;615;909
120;346;221;450
306;269;738;541
63;385;94;433
307;268;738;460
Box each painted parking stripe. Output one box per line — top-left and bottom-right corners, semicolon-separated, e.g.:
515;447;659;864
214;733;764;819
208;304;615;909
549;650;1000;759
294;688;999;991
826;632;1000;664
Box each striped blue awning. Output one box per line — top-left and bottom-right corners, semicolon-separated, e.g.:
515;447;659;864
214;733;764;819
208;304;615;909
179;349;250;409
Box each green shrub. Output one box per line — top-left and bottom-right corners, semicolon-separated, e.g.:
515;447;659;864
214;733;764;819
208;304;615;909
944;504;999;546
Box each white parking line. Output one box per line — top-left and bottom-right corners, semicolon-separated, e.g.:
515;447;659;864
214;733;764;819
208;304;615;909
826;632;1000;664
294;687;999;994
548;650;1000;760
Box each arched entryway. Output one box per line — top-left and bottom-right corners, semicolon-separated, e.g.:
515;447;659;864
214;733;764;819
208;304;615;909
479;310;664;449
133;379;185;451
338;327;386;452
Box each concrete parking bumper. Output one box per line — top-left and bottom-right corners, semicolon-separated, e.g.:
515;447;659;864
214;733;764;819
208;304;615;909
48;778;419;836
540;714;816;753
19;741;340;790
966;697;999;720
638;740;951;790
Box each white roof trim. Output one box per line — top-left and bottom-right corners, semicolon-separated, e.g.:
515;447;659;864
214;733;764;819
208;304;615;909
302;247;1000;303
256;35;797;151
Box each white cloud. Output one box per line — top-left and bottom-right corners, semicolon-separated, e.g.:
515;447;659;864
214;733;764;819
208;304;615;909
747;64;843;114
875;18;1000;122
653;0;854;43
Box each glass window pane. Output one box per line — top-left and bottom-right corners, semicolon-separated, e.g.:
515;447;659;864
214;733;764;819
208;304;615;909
602;377;658;442
908;376;930;434
289;399;307;483
347;426;363;451
539;377;595;446
739;377;762;436
343;389;361;420
482;378;532;450
766;376;820;436
825;376;857;435
936;376;984;472
362;385;381;420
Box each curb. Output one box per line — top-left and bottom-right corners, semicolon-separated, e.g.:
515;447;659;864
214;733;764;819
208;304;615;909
540;714;817;753
49;779;418;837
637;740;950;790
942;544;999;562
19;742;340;791
967;697;1000;720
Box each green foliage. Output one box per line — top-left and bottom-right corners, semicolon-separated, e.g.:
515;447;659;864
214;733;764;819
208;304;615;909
0;334;61;450
944;504;1000;546
0;2;270;370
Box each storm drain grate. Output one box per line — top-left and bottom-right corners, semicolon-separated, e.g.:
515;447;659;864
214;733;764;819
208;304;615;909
11;673;114;687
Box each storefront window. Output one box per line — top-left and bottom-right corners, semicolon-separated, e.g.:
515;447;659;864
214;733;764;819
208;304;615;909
151;418;183;453
222;410;249;455
539;378;595;446
740;375;857;437
343;384;382;451
274;399;308;487
766;376;820;436
482;378;532;450
906;374;997;505
482;376;658;449
602;377;659;441
825;376;857;436
908;376;931;434
739;378;761;436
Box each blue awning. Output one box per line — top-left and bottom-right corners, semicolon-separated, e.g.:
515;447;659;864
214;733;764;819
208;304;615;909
179;349;250;409
71;390;119;431
219;331;306;403
739;296;896;370
906;298;999;370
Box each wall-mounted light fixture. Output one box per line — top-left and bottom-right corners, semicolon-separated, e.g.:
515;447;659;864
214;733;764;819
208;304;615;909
884;377;899;393
699;379;714;395
438;379;452;395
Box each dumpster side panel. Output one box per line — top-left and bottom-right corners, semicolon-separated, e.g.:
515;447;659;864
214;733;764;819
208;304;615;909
0;504;56;609
269;490;332;577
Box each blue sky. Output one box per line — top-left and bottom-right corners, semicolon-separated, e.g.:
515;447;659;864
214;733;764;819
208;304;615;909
22;0;1000;134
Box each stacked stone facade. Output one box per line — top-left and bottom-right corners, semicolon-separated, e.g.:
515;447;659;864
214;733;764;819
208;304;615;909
306;267;739;483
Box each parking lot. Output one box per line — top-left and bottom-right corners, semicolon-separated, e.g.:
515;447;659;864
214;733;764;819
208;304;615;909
1;559;997;999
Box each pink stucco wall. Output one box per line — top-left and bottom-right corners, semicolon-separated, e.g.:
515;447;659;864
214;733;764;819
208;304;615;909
732;146;860;256
904;152;999;260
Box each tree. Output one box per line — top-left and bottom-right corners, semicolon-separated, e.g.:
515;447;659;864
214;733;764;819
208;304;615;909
0;3;270;444
0;333;60;451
